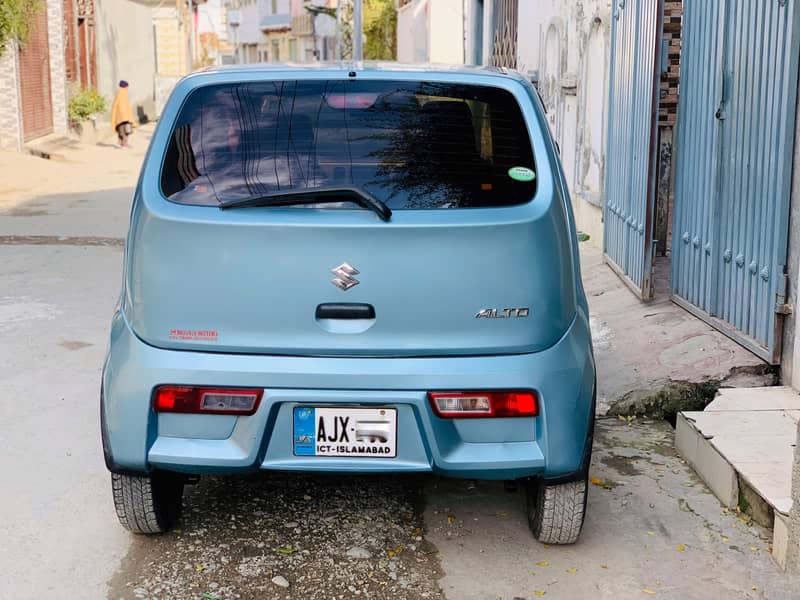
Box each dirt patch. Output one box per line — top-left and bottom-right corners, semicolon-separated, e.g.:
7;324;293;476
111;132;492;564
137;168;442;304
60;340;92;351
0;235;124;247
599;454;647;477
108;473;443;600
606;364;777;425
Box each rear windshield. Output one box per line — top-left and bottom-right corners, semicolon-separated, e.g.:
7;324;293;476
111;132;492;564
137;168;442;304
160;80;536;209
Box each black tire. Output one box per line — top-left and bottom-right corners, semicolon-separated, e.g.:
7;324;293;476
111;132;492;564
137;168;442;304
526;475;589;544
111;471;184;534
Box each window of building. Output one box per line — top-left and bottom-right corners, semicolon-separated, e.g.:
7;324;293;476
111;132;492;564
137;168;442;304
289;39;298;61
271;40;280;61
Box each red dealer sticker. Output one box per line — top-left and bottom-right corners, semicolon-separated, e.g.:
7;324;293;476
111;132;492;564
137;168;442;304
169;329;219;342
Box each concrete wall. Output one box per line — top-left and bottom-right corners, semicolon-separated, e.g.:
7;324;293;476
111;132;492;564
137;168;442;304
0;46;22;151
786;83;800;389
396;0;429;63
397;1;424;63
396;0;463;64
95;0;157;121
428;0;464;64
517;0;611;245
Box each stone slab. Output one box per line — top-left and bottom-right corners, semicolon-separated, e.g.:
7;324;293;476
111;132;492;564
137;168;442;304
675;413;739;507
707;386;800;411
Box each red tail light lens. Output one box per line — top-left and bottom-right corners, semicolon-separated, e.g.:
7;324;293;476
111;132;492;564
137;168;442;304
153;386;263;416
428;391;538;418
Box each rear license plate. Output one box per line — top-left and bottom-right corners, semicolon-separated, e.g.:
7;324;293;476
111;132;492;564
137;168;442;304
293;407;397;458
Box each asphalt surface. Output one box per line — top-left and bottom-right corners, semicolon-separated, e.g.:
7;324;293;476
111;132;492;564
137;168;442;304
2;138;799;599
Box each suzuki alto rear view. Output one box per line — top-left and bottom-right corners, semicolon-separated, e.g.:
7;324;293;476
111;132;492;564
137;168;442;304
101;65;596;544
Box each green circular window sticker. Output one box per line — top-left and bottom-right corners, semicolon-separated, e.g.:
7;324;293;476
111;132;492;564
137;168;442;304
508;166;536;182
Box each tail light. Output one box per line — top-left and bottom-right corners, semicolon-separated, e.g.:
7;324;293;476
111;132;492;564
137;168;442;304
153;386;263;416
428;391;538;418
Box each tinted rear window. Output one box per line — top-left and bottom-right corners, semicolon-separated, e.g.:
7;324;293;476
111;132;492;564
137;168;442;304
161;80;536;209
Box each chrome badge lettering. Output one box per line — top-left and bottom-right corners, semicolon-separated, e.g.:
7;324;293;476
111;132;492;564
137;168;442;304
331;262;360;291
475;308;530;319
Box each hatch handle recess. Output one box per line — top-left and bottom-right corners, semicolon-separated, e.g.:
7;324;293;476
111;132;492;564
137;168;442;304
315;303;375;320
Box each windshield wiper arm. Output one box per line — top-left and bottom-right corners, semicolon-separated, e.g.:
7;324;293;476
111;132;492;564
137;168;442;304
218;186;392;222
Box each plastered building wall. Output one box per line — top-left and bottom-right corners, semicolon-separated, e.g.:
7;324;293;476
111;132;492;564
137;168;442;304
95;0;157;119
396;0;463;64
518;0;612;245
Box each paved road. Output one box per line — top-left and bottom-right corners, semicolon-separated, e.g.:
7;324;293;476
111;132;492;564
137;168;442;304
1;140;798;599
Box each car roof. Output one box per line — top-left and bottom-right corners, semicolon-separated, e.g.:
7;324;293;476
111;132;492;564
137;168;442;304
194;61;529;83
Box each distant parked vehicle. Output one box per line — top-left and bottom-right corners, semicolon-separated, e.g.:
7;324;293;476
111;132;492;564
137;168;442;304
101;63;596;544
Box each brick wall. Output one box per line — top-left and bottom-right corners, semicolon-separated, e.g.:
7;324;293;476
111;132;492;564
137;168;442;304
0;46;22;151
655;1;682;256
47;0;68;133
154;7;189;77
659;0;682;126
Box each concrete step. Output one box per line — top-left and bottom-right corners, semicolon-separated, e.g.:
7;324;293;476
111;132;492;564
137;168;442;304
23;134;81;161
675;386;798;569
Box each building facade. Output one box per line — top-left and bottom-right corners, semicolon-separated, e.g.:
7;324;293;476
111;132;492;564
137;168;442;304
198;0;233;66
0;0;71;151
396;0;464;64
64;0;98;89
226;0;337;65
515;0;611;245
96;0;208;120
95;0;157;120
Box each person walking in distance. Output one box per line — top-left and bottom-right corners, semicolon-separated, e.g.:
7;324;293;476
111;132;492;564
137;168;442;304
111;80;136;148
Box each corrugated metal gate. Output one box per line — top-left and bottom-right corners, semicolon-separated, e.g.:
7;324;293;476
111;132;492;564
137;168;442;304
491;0;518;69
603;0;663;299
672;0;800;363
18;7;53;142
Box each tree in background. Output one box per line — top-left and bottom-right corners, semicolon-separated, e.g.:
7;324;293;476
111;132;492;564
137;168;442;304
0;0;43;56
307;0;396;61
364;0;396;60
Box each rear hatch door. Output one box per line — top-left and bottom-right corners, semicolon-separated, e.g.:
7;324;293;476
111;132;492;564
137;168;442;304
125;75;576;357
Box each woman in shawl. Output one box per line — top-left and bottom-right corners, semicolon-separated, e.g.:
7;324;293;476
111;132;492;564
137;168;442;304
111;80;136;148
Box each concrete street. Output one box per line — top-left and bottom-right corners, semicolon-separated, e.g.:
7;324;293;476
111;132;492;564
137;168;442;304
1;132;798;599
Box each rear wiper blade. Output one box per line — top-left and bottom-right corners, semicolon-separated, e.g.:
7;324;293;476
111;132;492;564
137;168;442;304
218;186;392;221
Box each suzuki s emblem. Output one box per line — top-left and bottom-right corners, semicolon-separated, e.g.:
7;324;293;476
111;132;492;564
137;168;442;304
331;262;360;291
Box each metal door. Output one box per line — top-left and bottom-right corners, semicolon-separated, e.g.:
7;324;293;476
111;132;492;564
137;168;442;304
603;0;663;299
672;0;800;363
18;7;53;142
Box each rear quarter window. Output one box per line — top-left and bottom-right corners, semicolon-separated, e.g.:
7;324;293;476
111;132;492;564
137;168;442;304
160;79;537;209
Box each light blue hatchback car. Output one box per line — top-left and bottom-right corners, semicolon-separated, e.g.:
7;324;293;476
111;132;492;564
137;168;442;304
102;64;595;544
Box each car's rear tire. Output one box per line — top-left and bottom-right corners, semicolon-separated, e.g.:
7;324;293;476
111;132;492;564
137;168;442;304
526;476;588;544
111;471;184;534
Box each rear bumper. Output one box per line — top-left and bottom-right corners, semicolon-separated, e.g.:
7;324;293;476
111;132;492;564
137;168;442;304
102;310;595;481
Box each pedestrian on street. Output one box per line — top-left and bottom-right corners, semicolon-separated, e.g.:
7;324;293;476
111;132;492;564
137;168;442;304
111;80;136;148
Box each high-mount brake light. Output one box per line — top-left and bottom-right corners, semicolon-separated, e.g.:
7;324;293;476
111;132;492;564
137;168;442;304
153;386;263;416
323;93;379;109
428;391;538;418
